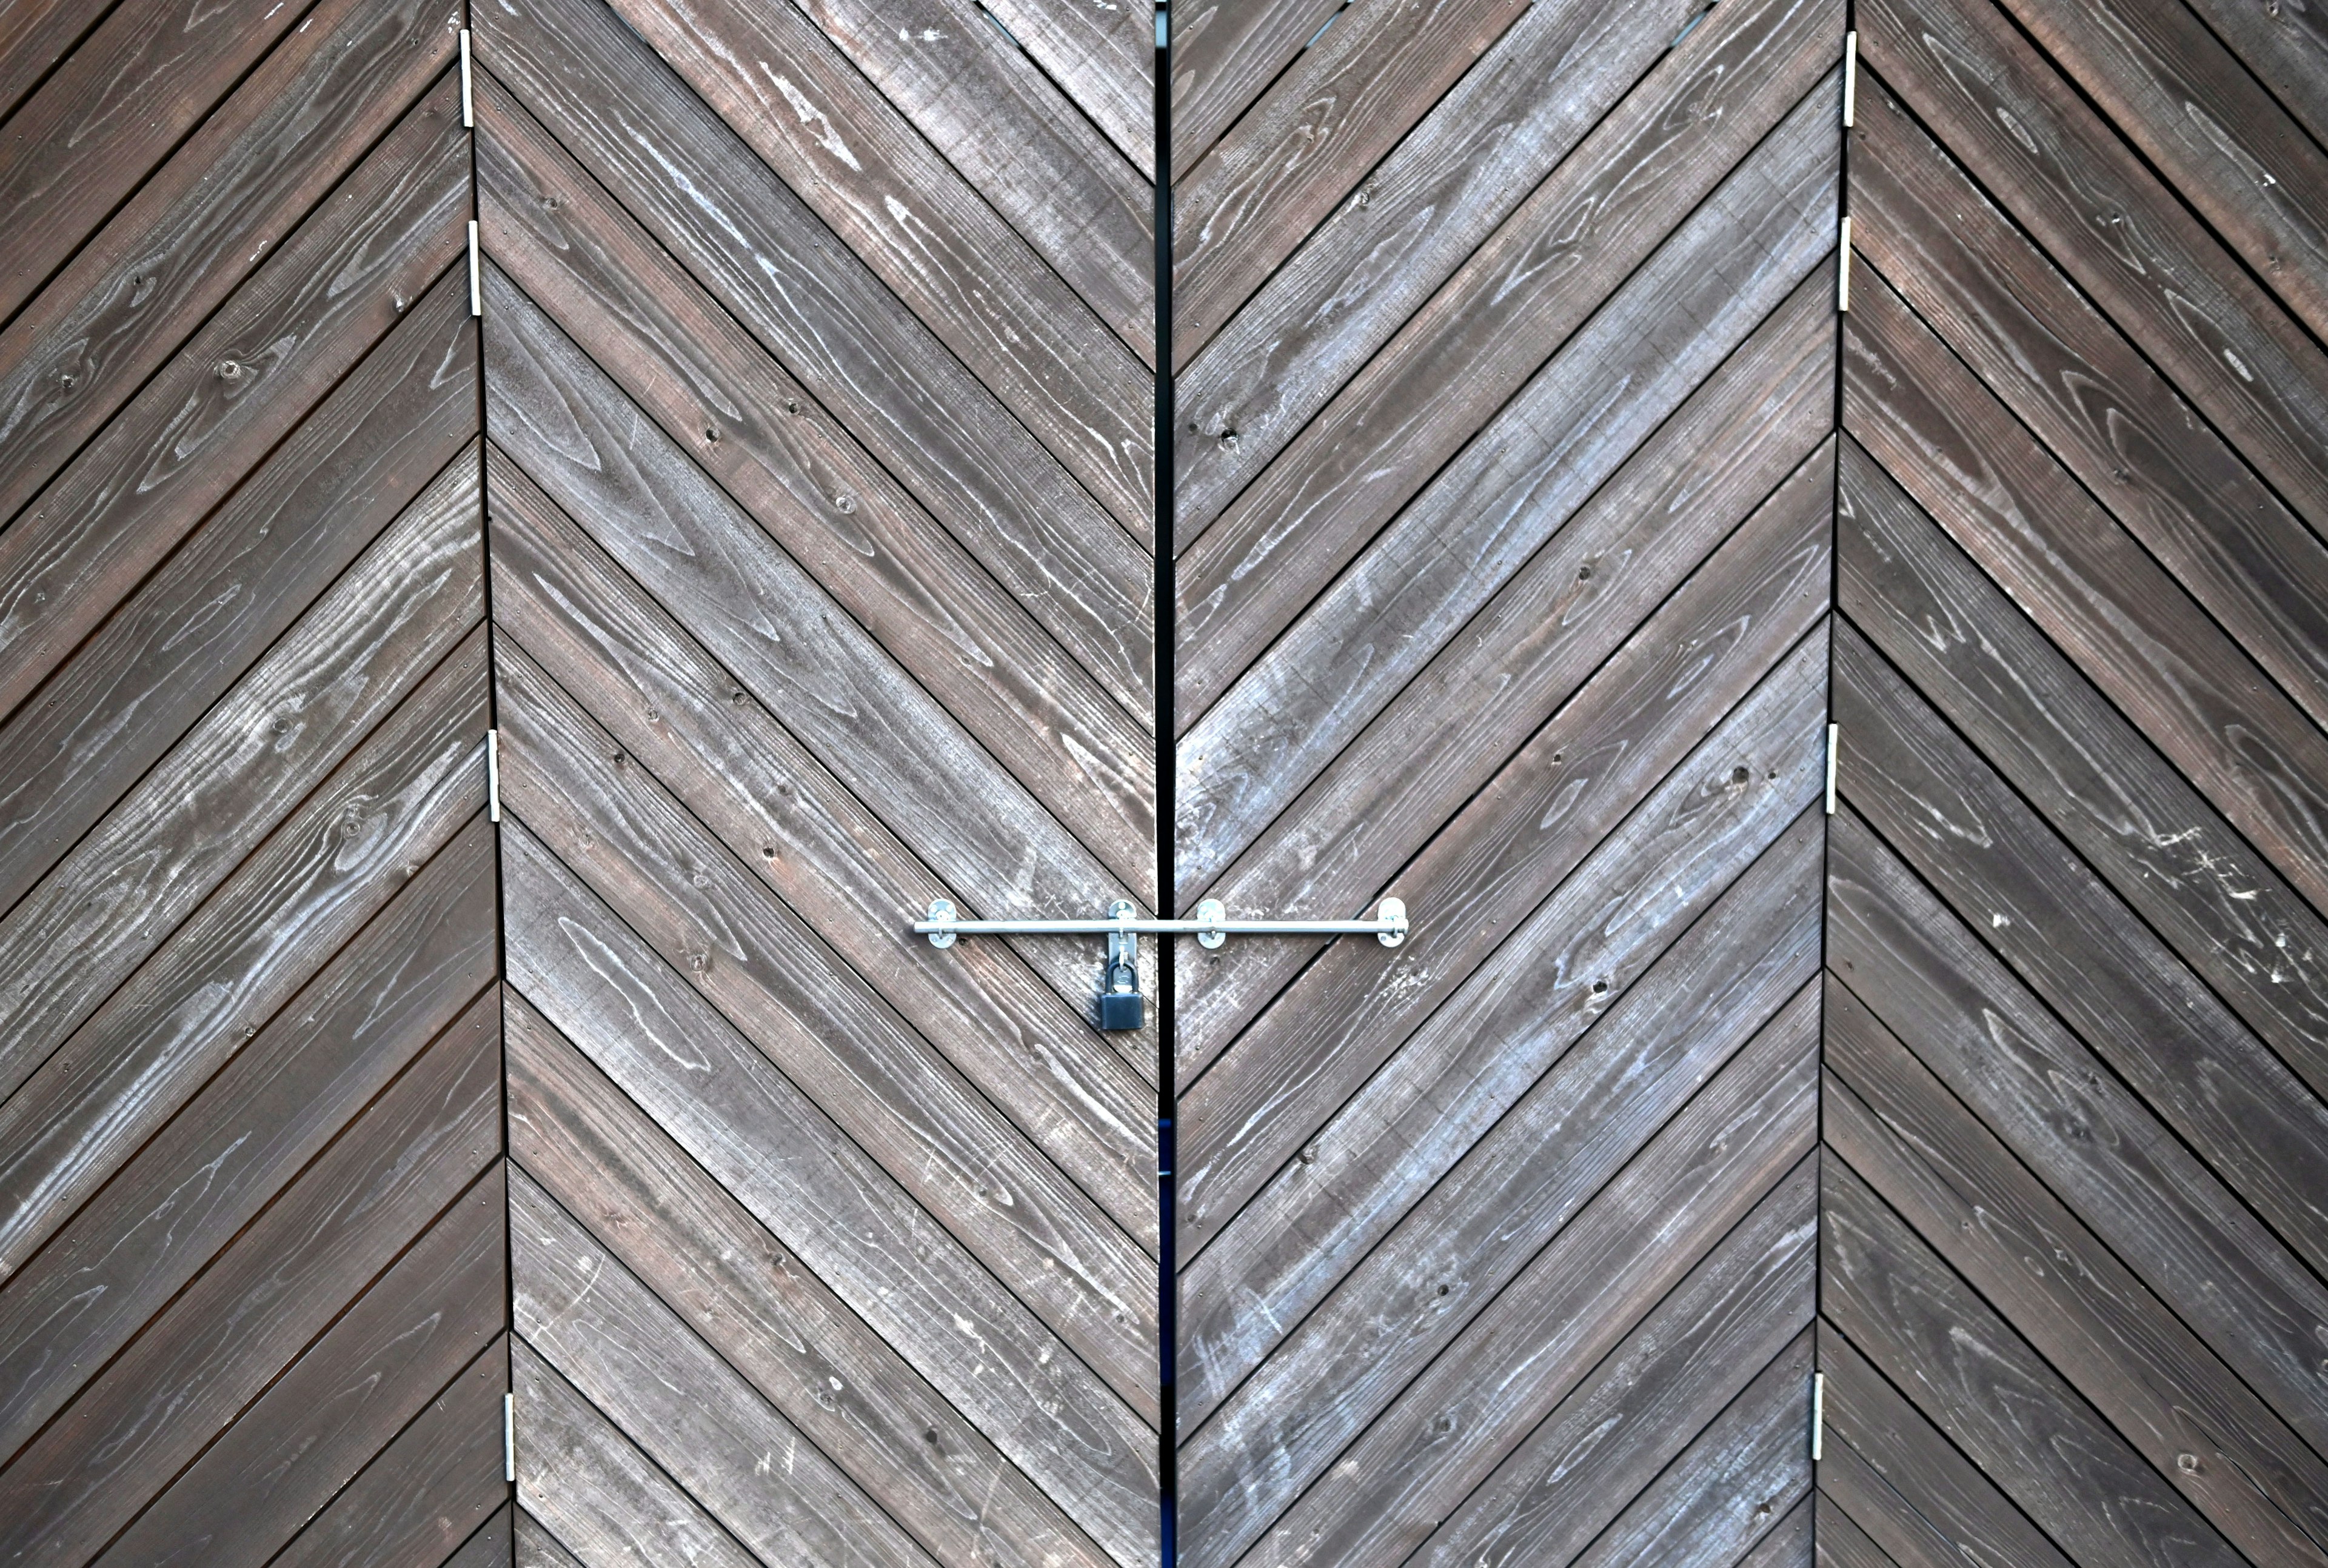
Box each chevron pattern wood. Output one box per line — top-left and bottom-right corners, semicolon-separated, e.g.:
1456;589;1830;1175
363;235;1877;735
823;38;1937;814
8;0;2328;1562
467;0;1160;1563
0;1;506;1561
1819;0;2328;1562
1169;0;1843;1562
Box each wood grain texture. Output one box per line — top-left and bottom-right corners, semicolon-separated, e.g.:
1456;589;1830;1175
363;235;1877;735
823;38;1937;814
1824;979;2328;1564
1853;77;2328;733
1825;811;2328;1460
0;78;467;719
1177;305;1833;1061
0;0;457;524
1179;497;1827;1216
979;0;1151;177
271;1338;511;1568
473;0;1158;569
482;267;1155;902
1990;0;2328;340
1815;1495;1901;1568
786;0;1154;362
497;631;1149;1238
1837;626;2328;1281
2181;0;2328;152
511;1168;938;1568
0;842;495;1473
445;1507;517;1568
0;1017;499;1561
515;1510;580;1568
0;647;486;1280
1844;261;2328;915
474;82;1153;744
0;0;105;126
1822;1157;2247;1568
1815;1325;2080;1568
506;988;1114;1568
601;0;1152;518
1837;437;2328;1126
1858;0;2328;543
1166;0;1342;172
513;1336;763;1568
1171;0;1528;360
483;448;1154;1081
1566;1329;1815;1568
1171;0;1705;533
498;822;1161;1555
1187;996;1818;1568
1174;85;1838;761
0;0;307;322
97;1166;506;1568
1413;1161;1818;1568
0;473;483;1108
493;638;1155;1279
0;301;477;915
1184;799;1824;1427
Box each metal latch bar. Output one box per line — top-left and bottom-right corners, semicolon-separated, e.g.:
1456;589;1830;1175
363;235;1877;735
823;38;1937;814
915;896;1408;949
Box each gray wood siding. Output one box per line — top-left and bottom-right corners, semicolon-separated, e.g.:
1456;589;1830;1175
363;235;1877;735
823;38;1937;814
1821;0;2328;1561
467;0;1159;1561
1170;0;1841;1562
0;1;504;1559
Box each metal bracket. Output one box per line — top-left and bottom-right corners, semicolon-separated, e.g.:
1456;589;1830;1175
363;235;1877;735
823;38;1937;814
914;898;1408;948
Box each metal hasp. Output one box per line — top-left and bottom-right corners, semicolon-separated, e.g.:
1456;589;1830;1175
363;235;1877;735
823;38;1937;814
912;898;1411;1032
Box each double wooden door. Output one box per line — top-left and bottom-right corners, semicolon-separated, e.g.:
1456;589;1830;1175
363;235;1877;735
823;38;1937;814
7;0;2328;1566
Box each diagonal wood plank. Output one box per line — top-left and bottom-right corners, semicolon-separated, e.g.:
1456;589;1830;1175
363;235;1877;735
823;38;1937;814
1170;0;1528;362
1857;0;2328;541
512;1167;938;1568
980;0;1151;178
483;262;1156;901
506;987;1115;1568
0;296;477;915
0;76;467;721
96;1163;507;1568
0;0;310;325
788;0;1154;363
1836;436;2328;1122
1822;1158;2247;1568
1825;811;2328;1459
1174;82;1839;758
1851;74;2328;733
0;0;458;520
1171;0;1724;534
1413;1164;1817;1568
1176;303;1834;1061
601;0;1152;521
1844;261;2328;914
1835;623;2328;1277
483;447;1154;1081
499;821;1162;1558
1824;978;2328;1563
1988;0;2328;341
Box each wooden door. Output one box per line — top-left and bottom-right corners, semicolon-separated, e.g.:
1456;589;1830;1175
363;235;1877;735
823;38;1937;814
0;2;507;1561
1168;0;1843;1563
1819;0;2328;1562
468;1;1163;1564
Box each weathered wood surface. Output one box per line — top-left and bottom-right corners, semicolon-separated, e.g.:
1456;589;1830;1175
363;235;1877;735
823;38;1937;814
1172;0;1838;1554
0;0;458;525
474;1;1158;1552
0;7;498;1551
0;80;467;721
505;989;1116;1568
1169;0;1527;359
1821;9;2328;1561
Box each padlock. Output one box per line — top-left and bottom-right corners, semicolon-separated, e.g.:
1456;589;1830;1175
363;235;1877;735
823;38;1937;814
1098;955;1144;1032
